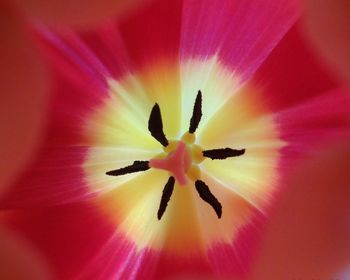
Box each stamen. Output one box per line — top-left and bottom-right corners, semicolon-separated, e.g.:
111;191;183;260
157;176;175;220
106;91;245;220
203;148;245;160
195;180;222;218
148;103;169;147
189;90;202;134
106;160;150;176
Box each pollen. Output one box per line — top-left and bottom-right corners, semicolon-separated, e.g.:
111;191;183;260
181;131;196;144
191;144;204;163
187;165;201;181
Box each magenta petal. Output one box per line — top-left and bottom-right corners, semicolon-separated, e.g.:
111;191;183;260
38;28;109;92
75;213;265;279
81;247;215;280
277;88;350;158
78;25;135;79
181;0;299;80
0;146;90;207
206;212;265;278
153;253;213;280
117;0;183;68
78;247;175;280
0;74;107;207
252;24;339;111
250;25;350;160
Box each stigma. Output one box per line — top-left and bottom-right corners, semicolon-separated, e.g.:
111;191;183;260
106;90;245;220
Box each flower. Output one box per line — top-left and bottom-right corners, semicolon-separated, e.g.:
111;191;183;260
1;0;350;279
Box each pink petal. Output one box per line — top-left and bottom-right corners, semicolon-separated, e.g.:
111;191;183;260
0;72;107;206
38;28;110;91
73;212;264;279
277;88;350;159
251;23;339;111
55;0;301;82
78;244;214;279
180;0;300;81
117;0;183;68
4;201;116;279
206;212;265;278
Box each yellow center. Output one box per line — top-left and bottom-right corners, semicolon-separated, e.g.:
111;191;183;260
83;56;285;255
148;133;204;186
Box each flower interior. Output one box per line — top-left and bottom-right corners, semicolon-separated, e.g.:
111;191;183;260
83;56;284;255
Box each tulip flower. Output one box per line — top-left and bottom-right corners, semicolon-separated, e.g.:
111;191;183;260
1;0;349;279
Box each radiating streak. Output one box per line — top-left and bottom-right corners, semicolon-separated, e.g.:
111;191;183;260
203;171;264;213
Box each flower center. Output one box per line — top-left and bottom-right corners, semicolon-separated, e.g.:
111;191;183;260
106;91;245;220
83;57;284;253
149;133;205;185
